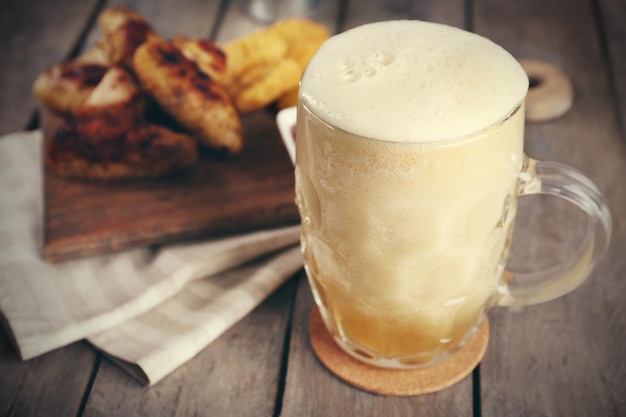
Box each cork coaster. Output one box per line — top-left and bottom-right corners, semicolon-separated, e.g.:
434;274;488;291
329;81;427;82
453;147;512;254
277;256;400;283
308;307;489;396
520;59;574;123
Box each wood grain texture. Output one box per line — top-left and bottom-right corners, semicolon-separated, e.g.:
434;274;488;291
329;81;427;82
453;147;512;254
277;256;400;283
0;1;102;415
81;0;222;46
0;326;96;417
83;280;296;417
474;0;626;416
0;0;102;135
340;0;465;30
598;0;626;139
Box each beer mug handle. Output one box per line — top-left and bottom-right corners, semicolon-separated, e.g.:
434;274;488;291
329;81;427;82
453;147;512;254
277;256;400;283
496;158;612;307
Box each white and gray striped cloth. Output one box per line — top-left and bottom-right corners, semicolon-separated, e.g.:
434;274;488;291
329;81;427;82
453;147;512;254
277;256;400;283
0;131;302;385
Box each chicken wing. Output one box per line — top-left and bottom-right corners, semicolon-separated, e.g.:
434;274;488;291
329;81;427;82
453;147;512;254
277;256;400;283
96;6;160;68
32;6;156;114
80;65;142;109
32;61;108;114
133;39;242;155
45;66;197;179
171;35;229;86
234;58;301;113
45;112;197;180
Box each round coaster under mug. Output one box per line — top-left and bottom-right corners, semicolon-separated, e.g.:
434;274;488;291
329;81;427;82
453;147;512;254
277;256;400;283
308;306;489;396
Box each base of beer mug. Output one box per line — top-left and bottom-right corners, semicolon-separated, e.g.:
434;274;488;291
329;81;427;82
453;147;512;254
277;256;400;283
308;306;490;396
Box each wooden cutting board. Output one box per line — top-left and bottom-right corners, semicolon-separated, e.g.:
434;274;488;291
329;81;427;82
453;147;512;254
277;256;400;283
43;110;299;263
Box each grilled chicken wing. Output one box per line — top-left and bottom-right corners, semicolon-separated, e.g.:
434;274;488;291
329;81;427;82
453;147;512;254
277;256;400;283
45;66;197;179
32;6;156;114
80;65;142;109
96;6;160;68
133;39;243;155
171;35;229;85
32;61;108;114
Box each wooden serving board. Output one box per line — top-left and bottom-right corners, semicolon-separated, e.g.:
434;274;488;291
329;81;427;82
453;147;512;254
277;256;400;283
43;111;299;263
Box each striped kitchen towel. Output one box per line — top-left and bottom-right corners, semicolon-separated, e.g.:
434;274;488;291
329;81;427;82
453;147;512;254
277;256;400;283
0;130;302;385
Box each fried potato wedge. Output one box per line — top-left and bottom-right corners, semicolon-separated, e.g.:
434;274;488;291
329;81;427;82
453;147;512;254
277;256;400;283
286;38;326;68
222;18;328;112
276;38;326;109
222;29;288;81
277;87;298;109
234;62;275;91
267;18;330;52
133;39;243;155
234;58;301;113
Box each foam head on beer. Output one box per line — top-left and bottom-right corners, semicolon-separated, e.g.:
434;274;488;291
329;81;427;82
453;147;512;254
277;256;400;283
300;20;529;143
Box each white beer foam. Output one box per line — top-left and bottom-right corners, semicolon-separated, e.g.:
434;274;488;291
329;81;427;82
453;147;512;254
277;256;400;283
301;20;529;143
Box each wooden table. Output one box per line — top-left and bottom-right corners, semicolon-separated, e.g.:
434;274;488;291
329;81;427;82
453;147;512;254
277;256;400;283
1;0;625;416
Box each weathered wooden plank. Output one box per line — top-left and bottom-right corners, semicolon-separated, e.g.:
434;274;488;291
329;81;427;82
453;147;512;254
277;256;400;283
213;0;275;41
341;0;465;30
474;0;626;416
597;0;626;138
0;0;102;135
79;0;221;50
0;0;102;415
83;281;296;417
0;326;97;417
279;2;475;416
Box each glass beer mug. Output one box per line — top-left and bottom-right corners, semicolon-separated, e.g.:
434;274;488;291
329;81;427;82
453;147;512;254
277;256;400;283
293;20;612;368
